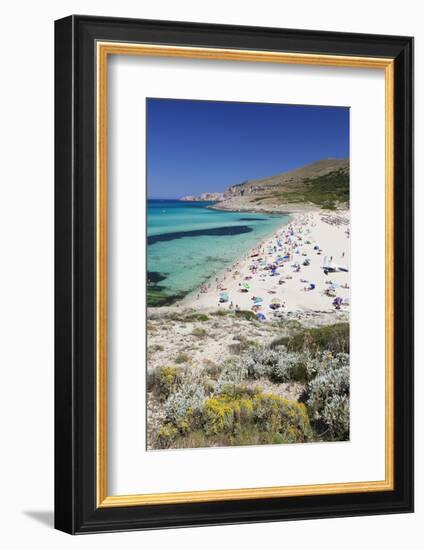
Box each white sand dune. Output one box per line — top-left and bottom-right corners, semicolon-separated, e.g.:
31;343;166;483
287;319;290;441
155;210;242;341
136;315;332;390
183;211;350;319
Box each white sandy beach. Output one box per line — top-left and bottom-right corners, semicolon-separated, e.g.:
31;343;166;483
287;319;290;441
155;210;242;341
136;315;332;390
182;211;350;319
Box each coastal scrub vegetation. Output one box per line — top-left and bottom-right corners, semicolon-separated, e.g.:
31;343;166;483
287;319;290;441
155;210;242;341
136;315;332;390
158;388;312;449
148;320;350;449
250;168;349;210
174;352;191;364
270;323;349;354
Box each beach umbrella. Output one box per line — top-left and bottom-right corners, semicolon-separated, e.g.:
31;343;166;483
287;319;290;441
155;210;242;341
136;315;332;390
256;313;266;321
243;282;250;289
219;292;229;302
271;297;281;304
253;297;263;304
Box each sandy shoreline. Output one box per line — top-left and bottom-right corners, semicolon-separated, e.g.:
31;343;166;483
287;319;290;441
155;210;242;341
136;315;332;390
181;210;350;319
208;199;321;215
179;218;289;307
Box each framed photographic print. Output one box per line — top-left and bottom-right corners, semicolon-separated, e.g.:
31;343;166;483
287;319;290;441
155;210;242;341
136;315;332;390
54;15;414;534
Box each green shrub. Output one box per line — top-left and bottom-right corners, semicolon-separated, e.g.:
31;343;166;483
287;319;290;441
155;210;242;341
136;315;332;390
211;309;228;317
150;366;184;400
156;423;178;448
218;384;260;399
175;352;190;364
185;312;209;322
192;327;207;338
235;310;257;321
148;344;164;353
270;336;290;348
272;323;349;355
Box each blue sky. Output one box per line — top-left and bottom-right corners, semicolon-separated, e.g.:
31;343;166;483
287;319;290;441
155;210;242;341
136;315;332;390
146;98;349;199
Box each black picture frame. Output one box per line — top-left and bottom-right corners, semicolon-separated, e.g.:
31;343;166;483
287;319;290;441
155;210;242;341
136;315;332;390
55;14;414;534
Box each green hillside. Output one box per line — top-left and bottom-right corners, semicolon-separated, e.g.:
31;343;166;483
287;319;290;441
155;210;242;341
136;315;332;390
260;168;349;210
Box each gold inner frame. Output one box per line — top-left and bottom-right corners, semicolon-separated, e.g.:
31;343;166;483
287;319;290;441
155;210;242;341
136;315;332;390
96;42;395;508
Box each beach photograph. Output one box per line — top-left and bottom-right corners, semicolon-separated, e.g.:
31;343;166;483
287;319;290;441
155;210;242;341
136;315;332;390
146;98;350;450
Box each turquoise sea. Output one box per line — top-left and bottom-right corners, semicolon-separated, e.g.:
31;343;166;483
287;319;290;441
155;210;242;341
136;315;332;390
147;200;288;306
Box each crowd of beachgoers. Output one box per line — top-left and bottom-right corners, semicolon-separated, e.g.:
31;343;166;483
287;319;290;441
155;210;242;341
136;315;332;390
183;211;350;319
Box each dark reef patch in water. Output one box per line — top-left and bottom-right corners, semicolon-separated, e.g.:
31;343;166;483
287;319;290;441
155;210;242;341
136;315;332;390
238;217;266;221
147;270;187;307
147;271;167;284
147;225;253;245
147;288;186;307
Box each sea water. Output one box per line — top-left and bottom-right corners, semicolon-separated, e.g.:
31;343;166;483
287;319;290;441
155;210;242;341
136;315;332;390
147;200;288;306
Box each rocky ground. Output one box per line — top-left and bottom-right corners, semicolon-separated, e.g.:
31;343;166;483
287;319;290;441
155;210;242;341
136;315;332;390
146;308;348;446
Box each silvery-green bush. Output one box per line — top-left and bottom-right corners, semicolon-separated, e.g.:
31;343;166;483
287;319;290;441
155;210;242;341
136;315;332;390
304;355;350;440
269;349;310;383
305;351;349;380
320;393;350;438
164;382;206;426
215;358;248;393
240;346;281;379
237;346;309;383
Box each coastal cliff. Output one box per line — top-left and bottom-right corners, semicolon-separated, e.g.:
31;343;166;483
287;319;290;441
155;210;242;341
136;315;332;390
179;192;224;202
179;158;349;213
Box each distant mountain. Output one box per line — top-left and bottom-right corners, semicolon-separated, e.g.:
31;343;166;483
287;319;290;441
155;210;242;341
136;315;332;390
180;158;349;212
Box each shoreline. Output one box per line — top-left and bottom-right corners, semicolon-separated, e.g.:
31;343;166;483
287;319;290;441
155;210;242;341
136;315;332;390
181;209;350;319
177;197;322;215
207;200;321;215
179;214;291;307
147;199;294;310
